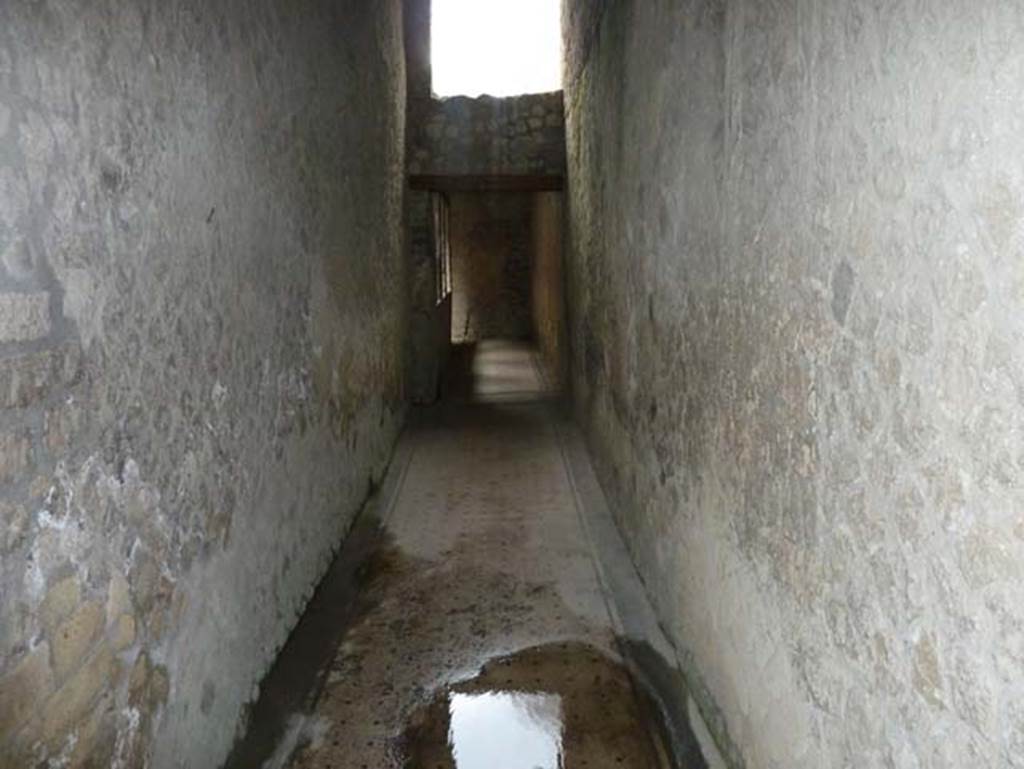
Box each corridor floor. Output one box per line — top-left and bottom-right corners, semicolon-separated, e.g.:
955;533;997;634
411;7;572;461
229;341;691;769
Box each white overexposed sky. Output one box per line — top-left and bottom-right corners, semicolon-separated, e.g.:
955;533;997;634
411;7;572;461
431;0;562;98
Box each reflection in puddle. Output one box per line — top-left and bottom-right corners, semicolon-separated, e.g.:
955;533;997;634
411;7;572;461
448;692;563;768
401;642;673;769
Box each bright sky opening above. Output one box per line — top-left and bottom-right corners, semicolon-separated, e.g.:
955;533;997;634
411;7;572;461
431;0;562;98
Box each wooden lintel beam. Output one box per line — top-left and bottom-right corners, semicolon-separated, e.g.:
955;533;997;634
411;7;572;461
408;174;564;192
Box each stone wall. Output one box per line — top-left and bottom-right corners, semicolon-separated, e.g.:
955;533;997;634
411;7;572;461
564;1;1024;767
530;192;566;388
450;192;533;343
0;1;406;767
408;92;566;176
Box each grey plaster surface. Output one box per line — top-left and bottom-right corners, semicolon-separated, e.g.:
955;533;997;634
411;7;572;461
0;2;407;766
563;1;1024;767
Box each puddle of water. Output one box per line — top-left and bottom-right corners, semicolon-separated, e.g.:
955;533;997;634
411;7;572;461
448;691;563;768
402;642;673;769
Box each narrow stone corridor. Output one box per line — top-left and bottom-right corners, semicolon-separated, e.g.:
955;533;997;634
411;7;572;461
5;1;1024;766
228;342;687;768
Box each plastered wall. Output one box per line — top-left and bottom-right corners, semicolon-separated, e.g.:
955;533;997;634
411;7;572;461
450;192;533;344
0;1;406;766
531;192;566;390
564;1;1024;766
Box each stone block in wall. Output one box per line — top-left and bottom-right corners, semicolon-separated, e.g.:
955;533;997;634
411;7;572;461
0;642;53;738
50;601;105;681
65;703;117;769
127;652;169;711
42;390;86;461
0;499;30;554
0;430;30;484
0;292;50;343
39;642;116;751
40;576;81;638
0;342;83;410
109;613;136;652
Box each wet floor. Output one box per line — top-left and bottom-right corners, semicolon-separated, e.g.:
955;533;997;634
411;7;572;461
227;341;687;769
401;642;672;768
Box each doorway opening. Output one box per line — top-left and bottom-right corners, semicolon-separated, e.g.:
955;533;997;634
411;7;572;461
444;188;564;400
413;175;567;402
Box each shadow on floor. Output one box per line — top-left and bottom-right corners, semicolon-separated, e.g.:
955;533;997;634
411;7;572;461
221;509;391;769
